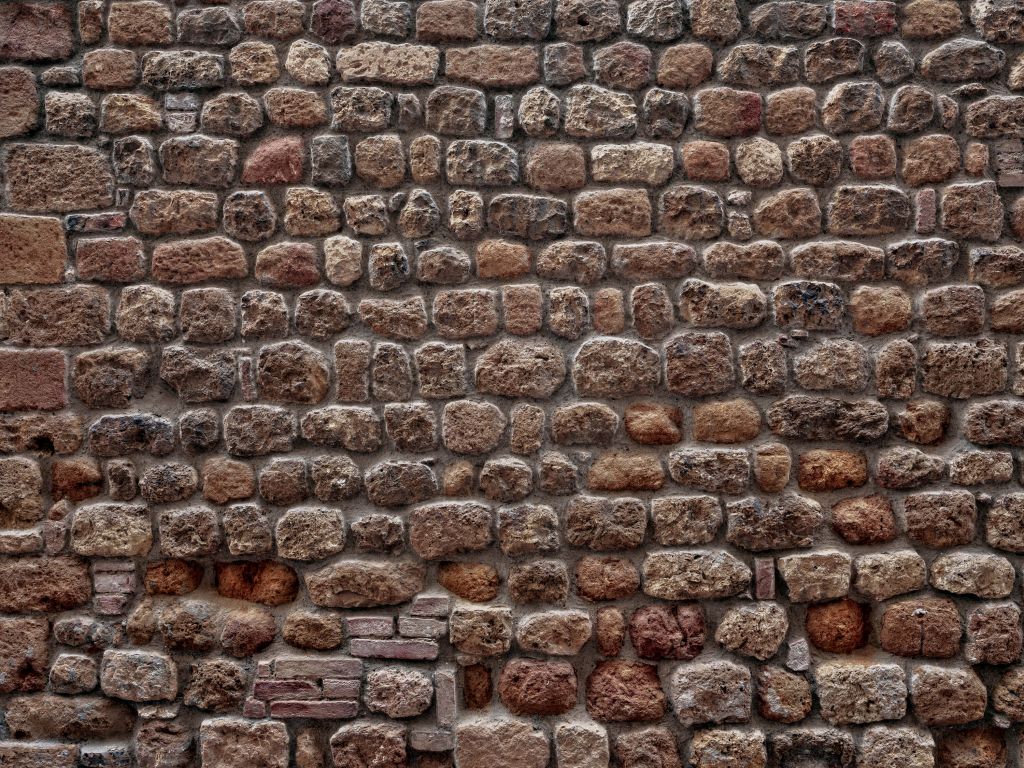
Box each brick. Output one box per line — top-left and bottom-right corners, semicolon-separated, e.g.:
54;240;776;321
270;700;358;719
349;638;440;660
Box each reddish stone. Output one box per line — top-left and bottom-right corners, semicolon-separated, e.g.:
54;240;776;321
151;237;247;284
270;700;358;718
216;560;300;606
498;659;577;715
463;664;492;708
0;556;91;613
576;556;640;601
831;495;898;544
145;559;204;595
75;238;145;283
242;137;305;184
805;599;869;653
311;0;358;44
0;349;67;413
628;604;705;660
936;728;1005;768
50;457;102;502
0;617;49;693
255;243;320;288
833;0;897;36
916;189;937;234
0;3;75;61
0;214;66;284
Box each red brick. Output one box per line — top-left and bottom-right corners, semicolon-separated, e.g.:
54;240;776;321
253;679;320;700
323;679;361;698
274;657;363;678
0;349;66;412
348;638;440;660
269;700;358;718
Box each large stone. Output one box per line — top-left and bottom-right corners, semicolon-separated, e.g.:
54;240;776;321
99;650;177;702
642;550;751;599
4;694;134;741
816;663;906;724
573;338;660;397
670;661;751;726
499;659;577;715
0;556;91;613
71;503;152;557
306;560;426;608
475;339;566;398
200;718;288;768
4;144;113;213
586;661;665;721
455;720;549;768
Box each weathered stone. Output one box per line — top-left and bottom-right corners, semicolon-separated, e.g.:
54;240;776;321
910;665;987;725
817;663;906;724
306;560;425;608
670;661;751;726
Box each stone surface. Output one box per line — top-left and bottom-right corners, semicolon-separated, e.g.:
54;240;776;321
0;0;1017;750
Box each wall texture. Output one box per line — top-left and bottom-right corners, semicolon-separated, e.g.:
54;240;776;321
2;0;1024;766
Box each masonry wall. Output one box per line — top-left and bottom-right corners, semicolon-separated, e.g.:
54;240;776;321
2;0;1024;767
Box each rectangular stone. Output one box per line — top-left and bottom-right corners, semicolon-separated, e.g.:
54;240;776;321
755;558;775;600
269;699;358;719
435;665;457;727
346;616;394;637
0;349;67;412
273;657;363;679
253;679;320;701
0;214;67;284
93;593;129;615
4;143;114;213
337;43;440;86
323;679;361;699
64;212;127;233
0;742;79;768
93;573;135;593
0;529;43;554
915;188;936;234
999;172;1024;187
398;617;447;638
409;729;455;752
409;595;451;617
349;638;440;660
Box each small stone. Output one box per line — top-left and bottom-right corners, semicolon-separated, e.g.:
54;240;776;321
757;666;812;723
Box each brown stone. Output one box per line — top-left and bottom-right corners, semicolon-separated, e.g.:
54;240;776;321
628;604;705;660
216;561;299;606
0;67;38;138
499;660;577;715
586;661;665;722
806;599;869;653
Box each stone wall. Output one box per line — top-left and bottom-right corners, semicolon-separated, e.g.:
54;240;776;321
1;0;1024;767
